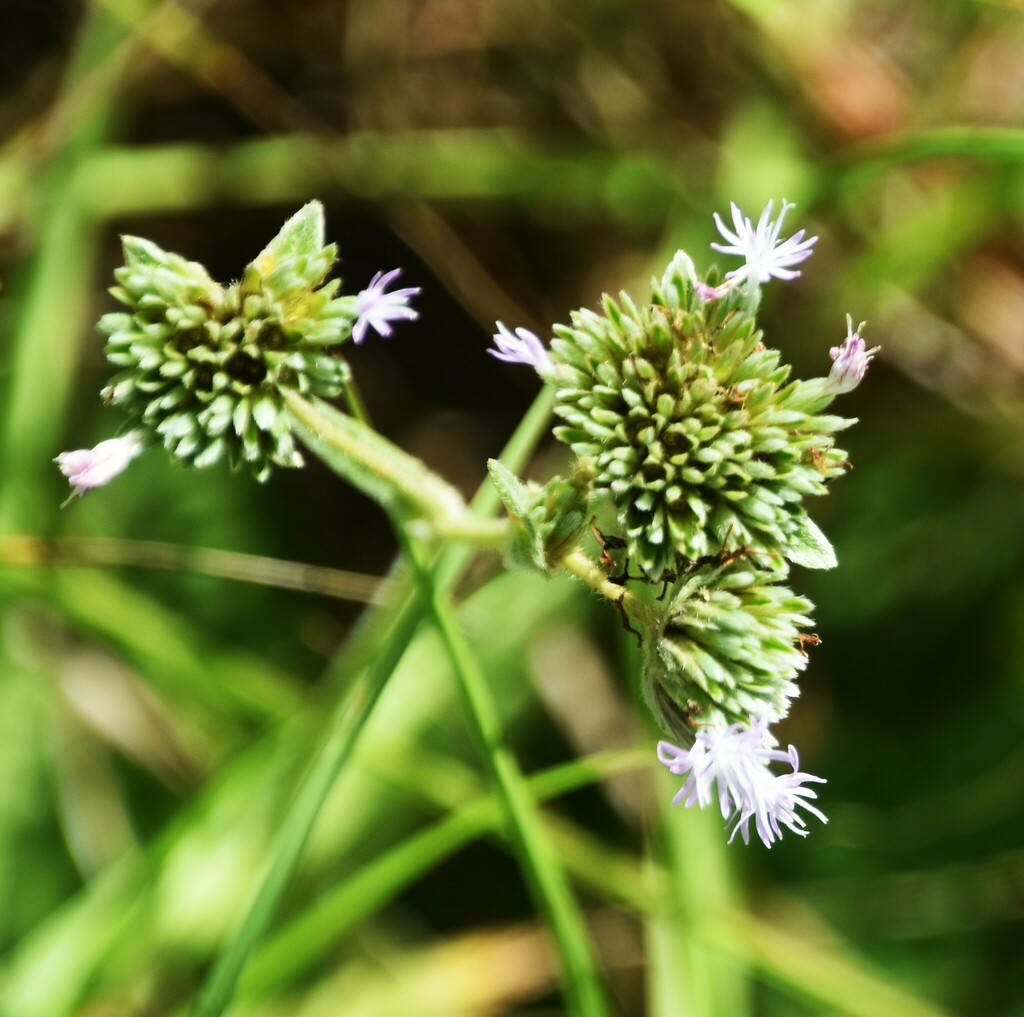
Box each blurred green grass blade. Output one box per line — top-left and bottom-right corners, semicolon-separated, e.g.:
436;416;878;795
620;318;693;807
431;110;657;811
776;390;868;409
0;849;147;1017
708;907;951;1017
1;392;555;1016
0;656;63;953
0;5;138;533
243;747;649;996
380;749;951;1017
0;194;99;533
0;535;387;605
849;177;1001;296
399;530;611;1017
188;588;430;1017
48;134;685;223
188;388;554;1017
48;569;306;721
0;569;303;737
650;802;750;1017
847;125;1024;170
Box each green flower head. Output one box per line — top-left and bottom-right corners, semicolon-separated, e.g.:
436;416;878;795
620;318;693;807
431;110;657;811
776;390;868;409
642;560;815;738
551;252;851;579
100;202;358;481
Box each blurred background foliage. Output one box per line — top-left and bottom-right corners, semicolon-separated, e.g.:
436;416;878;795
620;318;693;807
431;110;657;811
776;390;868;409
0;0;1022;1014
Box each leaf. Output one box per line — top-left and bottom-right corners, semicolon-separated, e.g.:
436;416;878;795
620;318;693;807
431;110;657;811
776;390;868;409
785;514;837;570
121;235;172;269
487;460;548;572
257;202;326;269
486;459;534;521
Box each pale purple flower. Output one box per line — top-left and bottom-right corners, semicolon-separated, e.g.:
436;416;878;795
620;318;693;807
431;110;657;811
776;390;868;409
657;715;827;847
489;322;553;376
711;199;818;285
55;433;143;499
353;269;420;344
826;315;879;394
695;281;732;302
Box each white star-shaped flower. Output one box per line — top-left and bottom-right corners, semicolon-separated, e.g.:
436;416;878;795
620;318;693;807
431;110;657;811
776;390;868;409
711;199;817;285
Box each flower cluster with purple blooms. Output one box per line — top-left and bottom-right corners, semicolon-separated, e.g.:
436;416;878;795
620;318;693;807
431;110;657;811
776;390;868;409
482;200;875;846
58;201;874;849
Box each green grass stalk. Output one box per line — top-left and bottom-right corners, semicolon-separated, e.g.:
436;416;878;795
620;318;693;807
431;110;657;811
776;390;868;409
396;528;612;1017
188;387;553;1017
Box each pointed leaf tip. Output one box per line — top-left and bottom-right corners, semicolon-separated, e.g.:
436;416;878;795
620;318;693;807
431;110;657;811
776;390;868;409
487;459;533;518
258;201;327;269
786;515;837;570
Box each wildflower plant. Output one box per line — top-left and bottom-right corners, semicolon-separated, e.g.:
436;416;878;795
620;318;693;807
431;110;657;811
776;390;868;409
486;198;872;845
60;198;875;1017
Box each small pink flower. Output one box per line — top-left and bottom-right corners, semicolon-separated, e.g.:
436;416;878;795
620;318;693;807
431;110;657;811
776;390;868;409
826;315;879;394
353;268;420;344
55;433;143;498
489;322;553;376
695;281;732;302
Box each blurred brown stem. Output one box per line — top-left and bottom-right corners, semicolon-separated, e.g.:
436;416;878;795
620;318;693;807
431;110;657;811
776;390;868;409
0;535;389;605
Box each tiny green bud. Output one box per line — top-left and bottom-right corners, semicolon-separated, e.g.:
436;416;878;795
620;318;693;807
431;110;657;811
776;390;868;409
488;460;589;576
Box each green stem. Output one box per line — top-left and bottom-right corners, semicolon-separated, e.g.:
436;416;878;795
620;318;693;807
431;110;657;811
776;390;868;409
395;527;612;1017
559;547;628;602
189;388;553;1017
286;389;514;548
284;389;467;527
339;372;374;429
244;746;649;995
558;546;656;631
431;513;510;547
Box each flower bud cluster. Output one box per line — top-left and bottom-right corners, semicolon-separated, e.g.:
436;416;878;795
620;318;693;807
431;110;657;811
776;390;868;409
643;560;814;738
487;201;877;844
99;203;360;481
551;252;852;580
488;460;589;575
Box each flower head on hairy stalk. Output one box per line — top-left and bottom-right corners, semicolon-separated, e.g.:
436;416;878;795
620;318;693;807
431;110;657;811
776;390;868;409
711;199;817;285
489;322;553;377
825;315;878;395
55;432;144;500
353;268;420;344
657;715;827;847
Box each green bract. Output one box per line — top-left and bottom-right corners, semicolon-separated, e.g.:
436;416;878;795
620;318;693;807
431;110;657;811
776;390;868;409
642;561;813;738
487;460;589;575
100;202;356;481
551;253;852;579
